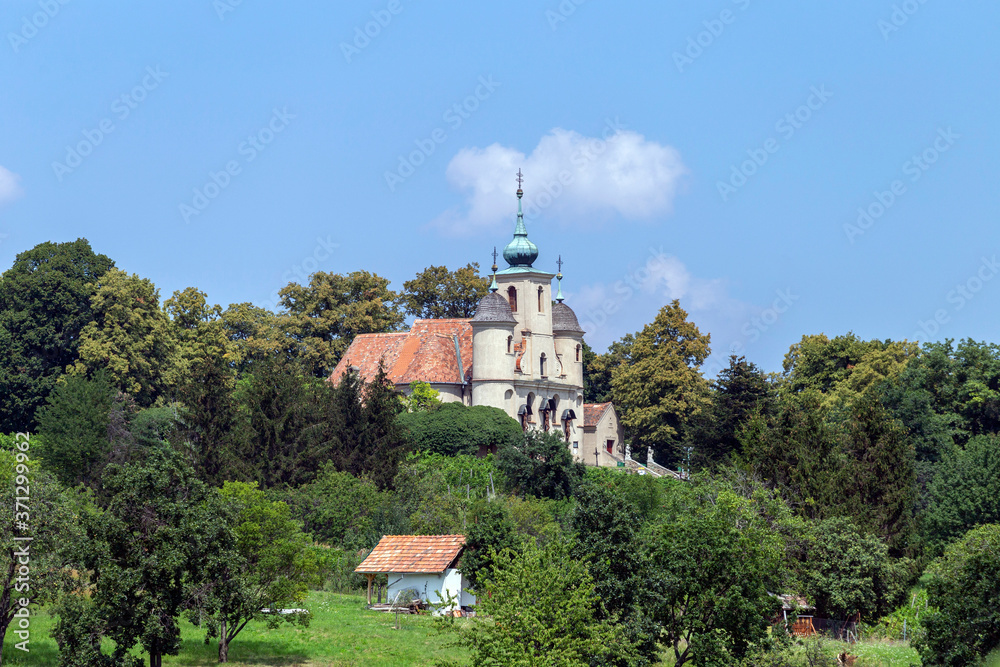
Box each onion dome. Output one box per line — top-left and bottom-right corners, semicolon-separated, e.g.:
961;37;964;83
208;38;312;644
471;291;517;324
502;184;538;269
552;302;585;334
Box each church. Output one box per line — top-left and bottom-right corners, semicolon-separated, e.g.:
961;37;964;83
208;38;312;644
329;176;624;466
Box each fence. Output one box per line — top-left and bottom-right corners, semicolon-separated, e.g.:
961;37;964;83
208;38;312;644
791;616;859;643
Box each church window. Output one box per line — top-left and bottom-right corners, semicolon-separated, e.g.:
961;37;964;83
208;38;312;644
537;286;544;312
508;286;517;312
539;353;547;377
575;344;581;362
507;335;513;353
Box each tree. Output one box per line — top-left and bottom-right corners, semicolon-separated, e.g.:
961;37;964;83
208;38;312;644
583;337;631;404
57;449;228;667
0;446;83;666
922;434;1000;557
781;333;917;398
176;354;240;485
71;269;177;406
450;538;631;667
460;501;520;591
740;390;842;522
284;466;389;549
396;402;521;457
916;523;1000;666
497;430;584;501
35;371;115;488
0;239;114;433
799;516;908;621
571;482;660;666
278;271;404;377
164;287;231;381
690;355;773;466
401;381;442;412
219;302;288;374
645;481;786;667
609;301;712;466
840;392;917;556
195;482;319;663
400;263;488;319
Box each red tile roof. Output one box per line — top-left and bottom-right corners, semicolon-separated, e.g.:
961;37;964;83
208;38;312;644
329;319;473;387
583;402;613;428
355;535;466;574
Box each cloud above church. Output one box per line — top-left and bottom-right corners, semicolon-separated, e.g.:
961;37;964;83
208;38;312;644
431;127;687;235
0;166;23;207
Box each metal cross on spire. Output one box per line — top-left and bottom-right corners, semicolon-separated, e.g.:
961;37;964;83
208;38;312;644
492;246;498;266
515;169;524;190
556;255;563;274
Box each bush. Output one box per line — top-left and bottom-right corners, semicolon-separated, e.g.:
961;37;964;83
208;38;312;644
916;523;1000;665
397;402;521;457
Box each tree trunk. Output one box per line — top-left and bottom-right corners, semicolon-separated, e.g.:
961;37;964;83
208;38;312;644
218;618;229;663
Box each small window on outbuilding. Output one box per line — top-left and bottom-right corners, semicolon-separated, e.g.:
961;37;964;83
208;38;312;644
508;286;517;312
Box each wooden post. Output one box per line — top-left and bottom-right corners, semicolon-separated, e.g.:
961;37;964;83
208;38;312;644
366;574;375;605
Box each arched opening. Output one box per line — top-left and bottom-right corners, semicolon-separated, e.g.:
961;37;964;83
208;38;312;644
561;408;576;443
507;335;513;354
539;353;547;377
549;395;560;426
537;286;544;312
507;286;518;312
539;395;550;431
575;344;581;362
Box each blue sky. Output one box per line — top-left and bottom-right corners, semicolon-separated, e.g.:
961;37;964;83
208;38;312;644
2;0;998;376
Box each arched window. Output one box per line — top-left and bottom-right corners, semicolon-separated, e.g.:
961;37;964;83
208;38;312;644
539;353;547;377
575;344;581;362
507;286;517;312
537;286;544;312
507;335;513;354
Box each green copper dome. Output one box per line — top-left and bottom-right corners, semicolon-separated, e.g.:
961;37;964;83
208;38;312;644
502;189;538;268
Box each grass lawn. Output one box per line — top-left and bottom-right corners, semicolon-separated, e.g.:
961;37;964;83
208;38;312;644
2;591;470;666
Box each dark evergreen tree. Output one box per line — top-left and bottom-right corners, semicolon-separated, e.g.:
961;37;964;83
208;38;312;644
690;355;773;466
497;430;584;500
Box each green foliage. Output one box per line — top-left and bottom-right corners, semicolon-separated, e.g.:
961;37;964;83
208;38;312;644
56;449;227;666
571;482;660;666
916;523;1000;665
690;355;774;466
401;263;488;319
922;434;1000;557
497;430;584;500
799;516;909;621
608;301;712;465
864;589;930;642
219;302;288;373
460;500;520;591
397;402;521;457
194;481;320;662
0;239;114;433
71;268;177;405
402;381;442;412
278;270;404;377
284;465;391;550
35;371;115;488
782;333;918;404
0;446;85;652
646;480;786;667
450;538;632;667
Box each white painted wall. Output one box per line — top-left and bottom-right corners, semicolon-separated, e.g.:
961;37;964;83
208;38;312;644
386;569;476;614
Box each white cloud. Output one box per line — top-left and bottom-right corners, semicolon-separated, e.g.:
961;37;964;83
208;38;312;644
0;166;24;206
431;127;687;235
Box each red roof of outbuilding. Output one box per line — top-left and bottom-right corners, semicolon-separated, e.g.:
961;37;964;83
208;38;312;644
355;535;466;574
329;319;473;387
584;402;613;427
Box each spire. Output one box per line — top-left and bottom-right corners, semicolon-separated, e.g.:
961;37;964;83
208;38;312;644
556;255;564;303
489;246;499;292
502;169;539;268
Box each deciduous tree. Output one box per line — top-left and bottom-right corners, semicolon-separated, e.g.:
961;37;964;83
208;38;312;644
609;301;711;466
0;239;114;433
401;263;488;319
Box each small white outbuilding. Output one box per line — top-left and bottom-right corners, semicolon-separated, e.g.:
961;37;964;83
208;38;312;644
355;534;476;615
